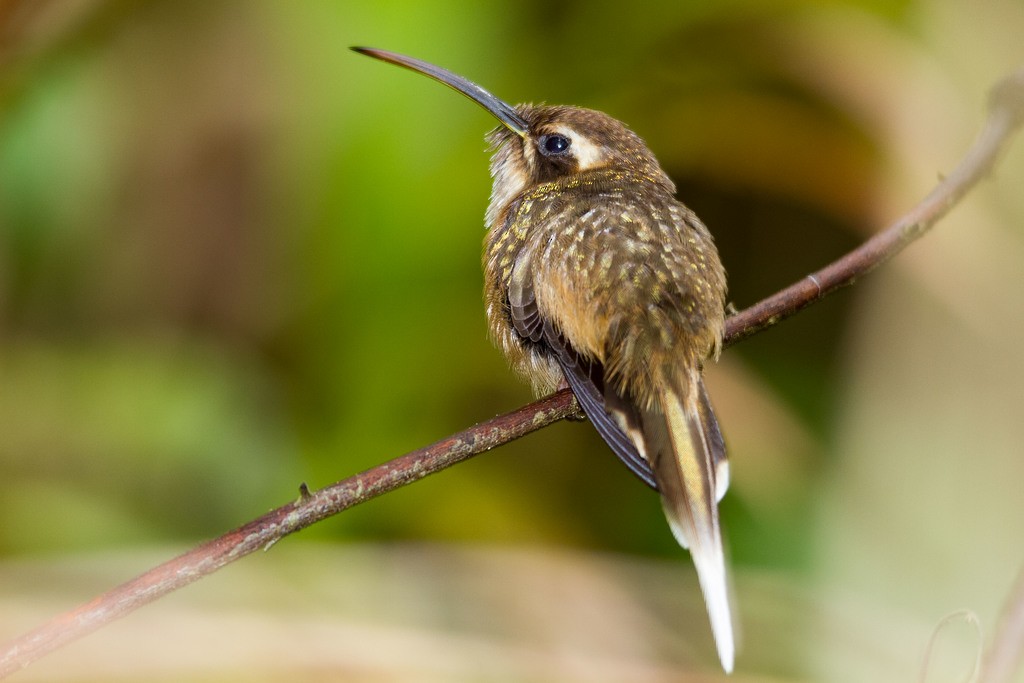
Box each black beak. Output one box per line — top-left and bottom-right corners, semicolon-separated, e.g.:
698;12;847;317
352;47;530;138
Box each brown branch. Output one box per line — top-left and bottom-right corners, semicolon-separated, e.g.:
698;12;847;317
724;66;1024;347
0;391;578;678
2;66;1023;679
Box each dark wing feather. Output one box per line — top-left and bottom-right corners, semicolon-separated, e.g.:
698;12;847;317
506;265;656;489
508;280;543;344
544;322;658;490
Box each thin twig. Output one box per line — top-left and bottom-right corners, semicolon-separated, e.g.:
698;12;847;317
1;66;1022;679
919;610;983;683
0;392;577;678
724;65;1024;347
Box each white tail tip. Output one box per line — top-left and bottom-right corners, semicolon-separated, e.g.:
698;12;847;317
697;547;735;672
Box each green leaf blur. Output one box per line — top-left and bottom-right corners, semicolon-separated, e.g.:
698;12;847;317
2;1;1023;680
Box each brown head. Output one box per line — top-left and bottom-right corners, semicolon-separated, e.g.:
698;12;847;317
485;104;675;229
350;48;675;227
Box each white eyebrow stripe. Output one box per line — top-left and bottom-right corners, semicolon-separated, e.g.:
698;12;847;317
550;124;606;170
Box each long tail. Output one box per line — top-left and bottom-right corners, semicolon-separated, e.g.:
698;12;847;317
643;373;734;672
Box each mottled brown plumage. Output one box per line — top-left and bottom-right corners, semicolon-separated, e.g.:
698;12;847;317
354;48;735;672
484;106;725;402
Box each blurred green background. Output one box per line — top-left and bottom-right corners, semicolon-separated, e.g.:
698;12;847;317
1;0;1023;681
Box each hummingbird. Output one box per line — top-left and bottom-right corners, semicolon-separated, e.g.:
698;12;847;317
353;47;734;672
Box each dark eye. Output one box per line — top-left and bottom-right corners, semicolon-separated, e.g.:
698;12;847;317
541;134;571;155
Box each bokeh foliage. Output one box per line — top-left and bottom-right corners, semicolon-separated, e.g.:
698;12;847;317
1;1;1023;680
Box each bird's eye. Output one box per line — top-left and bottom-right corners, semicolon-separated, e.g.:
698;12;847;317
541;134;571;155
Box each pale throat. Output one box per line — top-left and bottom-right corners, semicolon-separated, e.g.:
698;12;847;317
485;143;529;230
484;127;610;230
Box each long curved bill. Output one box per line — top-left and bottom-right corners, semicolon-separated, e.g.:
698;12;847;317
351;47;530;138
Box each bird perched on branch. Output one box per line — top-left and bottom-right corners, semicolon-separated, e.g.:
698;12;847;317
354;47;734;672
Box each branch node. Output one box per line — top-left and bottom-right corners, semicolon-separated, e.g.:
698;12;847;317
805;273;823;299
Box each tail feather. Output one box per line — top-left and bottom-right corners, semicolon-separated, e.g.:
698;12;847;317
643;375;734;673
697;378;729;503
